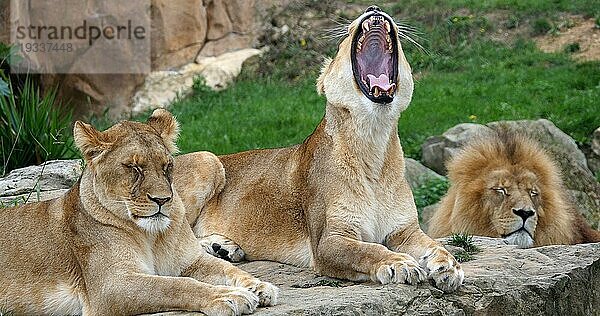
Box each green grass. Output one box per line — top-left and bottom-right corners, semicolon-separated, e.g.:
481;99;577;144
171;39;600;159
413;177;450;218
401;40;600;158
171;77;324;155
385;0;598;17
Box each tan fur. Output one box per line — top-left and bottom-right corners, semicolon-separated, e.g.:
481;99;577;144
0;109;277;315
176;9;463;292
428;129;600;247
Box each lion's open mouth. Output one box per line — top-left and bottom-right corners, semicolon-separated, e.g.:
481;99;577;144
351;13;398;104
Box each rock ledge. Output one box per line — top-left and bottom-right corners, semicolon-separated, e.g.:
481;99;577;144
236;237;599;315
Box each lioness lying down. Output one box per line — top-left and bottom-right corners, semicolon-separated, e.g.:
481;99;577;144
428;129;600;248
0;110;277;315
176;6;463;292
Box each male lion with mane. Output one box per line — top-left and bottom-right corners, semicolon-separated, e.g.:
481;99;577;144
428;129;600;248
176;6;463;292
0;109;277;315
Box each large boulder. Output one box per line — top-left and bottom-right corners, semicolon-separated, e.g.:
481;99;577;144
588;127;600;174
404;158;445;192
592;127;600;158
157;237;600;315
421;119;600;229
151;0;208;71
0;160;82;205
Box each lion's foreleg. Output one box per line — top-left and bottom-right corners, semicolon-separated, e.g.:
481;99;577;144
315;231;426;285
386;223;464;292
182;251;279;307
89;273;258;316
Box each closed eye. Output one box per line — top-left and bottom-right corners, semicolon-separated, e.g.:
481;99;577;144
491;187;508;196
163;161;174;181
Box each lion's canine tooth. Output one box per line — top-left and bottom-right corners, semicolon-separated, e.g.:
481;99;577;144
362;20;370;32
385;20;391;32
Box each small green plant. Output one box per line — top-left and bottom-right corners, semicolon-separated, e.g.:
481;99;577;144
532;18;552;35
448;233;480;253
192;76;215;95
453;251;474;263
447;233;481;262
595;16;600;29
0;75;74;176
505;15;520;29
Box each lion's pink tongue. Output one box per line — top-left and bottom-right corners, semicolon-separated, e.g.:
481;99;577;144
366;74;395;92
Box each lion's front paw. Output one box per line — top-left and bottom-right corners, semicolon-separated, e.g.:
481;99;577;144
199;234;245;262
204;286;259;316
419;246;464;293
373;254;427;285
250;281;279;306
235;278;279;307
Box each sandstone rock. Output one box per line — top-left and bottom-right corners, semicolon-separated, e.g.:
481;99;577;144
225;0;256;34
0;0;262;118
404;158;445;192
151;0;207;70
205;0;233;40
421;119;600;229
157;237;600;315
0;1;9;45
42;73;146;118
198;33;254;57
132;48;263;113
131;63;205;114
0;159;82;205
196;48;262;90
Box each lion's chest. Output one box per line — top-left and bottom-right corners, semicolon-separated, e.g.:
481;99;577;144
342;179;417;244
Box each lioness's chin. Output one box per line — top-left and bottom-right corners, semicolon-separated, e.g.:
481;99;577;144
135;215;172;234
503;231;534;248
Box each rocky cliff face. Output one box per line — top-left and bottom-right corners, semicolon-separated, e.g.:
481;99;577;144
0;0;265;118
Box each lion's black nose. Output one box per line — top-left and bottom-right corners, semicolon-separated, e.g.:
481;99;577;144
147;194;171;206
365;5;381;13
513;208;535;221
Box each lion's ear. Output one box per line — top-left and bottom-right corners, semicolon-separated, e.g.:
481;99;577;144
147;108;179;154
316;57;332;95
73;121;112;162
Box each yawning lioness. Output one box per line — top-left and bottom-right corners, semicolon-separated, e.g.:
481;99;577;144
176;6;464;292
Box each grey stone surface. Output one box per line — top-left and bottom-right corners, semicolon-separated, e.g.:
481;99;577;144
0;159;82;205
420;202;440;232
421;123;489;176
592;127;600;157
589;127;600;174
404;158;445;192
421;119;600;229
161;237;600;315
